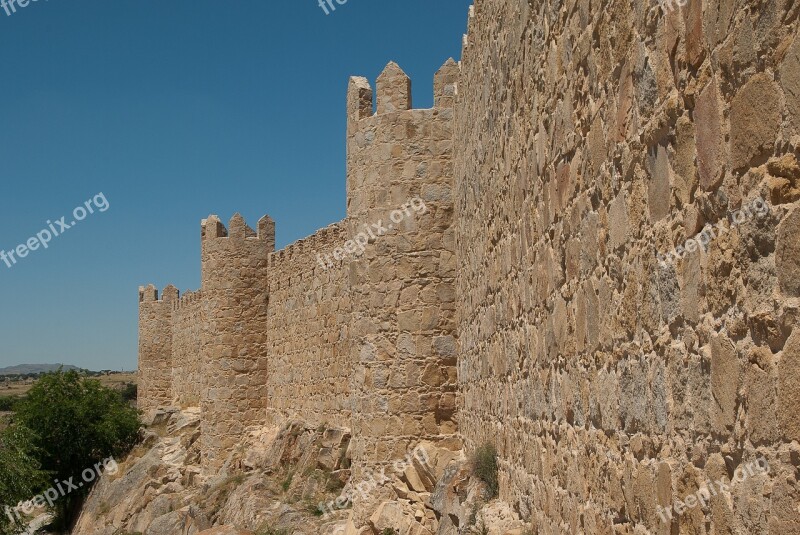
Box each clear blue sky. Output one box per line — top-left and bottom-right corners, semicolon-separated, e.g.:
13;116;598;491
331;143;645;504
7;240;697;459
0;0;472;371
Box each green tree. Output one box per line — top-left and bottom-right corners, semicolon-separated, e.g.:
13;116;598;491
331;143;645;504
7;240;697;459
0;425;47;535
15;370;140;531
120;383;138;403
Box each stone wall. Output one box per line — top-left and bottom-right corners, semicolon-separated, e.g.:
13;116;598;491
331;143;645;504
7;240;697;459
454;0;800;533
266;222;354;428
171;290;203;408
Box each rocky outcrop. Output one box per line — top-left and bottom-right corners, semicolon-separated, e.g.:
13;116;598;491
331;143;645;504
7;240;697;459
73;409;353;535
74;410;533;535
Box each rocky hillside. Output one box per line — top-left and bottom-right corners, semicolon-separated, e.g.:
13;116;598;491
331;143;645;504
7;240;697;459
74;409;531;535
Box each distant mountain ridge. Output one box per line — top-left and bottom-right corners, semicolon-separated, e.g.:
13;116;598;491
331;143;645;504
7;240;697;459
0;363;84;376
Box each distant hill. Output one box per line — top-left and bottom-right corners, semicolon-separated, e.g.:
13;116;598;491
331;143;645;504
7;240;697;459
0;363;84;376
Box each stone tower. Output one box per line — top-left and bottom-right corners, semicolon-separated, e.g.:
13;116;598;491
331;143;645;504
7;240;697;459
137;284;178;413
199;213;274;470
345;60;461;501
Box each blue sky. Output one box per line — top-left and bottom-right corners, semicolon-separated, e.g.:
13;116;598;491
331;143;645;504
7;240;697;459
0;0;472;371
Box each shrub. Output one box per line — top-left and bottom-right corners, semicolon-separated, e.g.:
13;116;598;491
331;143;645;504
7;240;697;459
382;529;399;535
0;425;47;535
15;370;141;530
471;443;499;498
0;396;21;412
120;382;138;403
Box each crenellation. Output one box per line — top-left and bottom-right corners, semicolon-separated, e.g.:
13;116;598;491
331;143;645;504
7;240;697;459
139;60;458;489
199;212;273;470
172;289;201;311
138;284;158;303
376;61;411;115
227;213;255;239
347;76;373;130
200;215;227;240
257;214;276;248
161;284;179;303
433;58;459;109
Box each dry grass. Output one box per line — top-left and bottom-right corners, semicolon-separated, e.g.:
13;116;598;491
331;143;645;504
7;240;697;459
0;372;137;398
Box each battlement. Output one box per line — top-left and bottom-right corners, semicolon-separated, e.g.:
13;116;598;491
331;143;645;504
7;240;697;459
173;289;201;311
345;59;457;220
138;284;179;304
201;213;275;244
268;221;348;273
347;59;460;128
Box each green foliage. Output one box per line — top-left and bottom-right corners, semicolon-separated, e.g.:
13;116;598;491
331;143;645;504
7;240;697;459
0;425;48;535
120;383;137;403
382;529;399;535
281;472;293;492
0;396;21;412
471;443;499;498
14;370;141;530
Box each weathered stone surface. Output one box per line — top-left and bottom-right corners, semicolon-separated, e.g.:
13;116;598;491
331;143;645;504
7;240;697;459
368;501;416;534
730;74;781;171
779;331;800;442
452;0;794;532
711;334;739;434
647;144;672;221
777;207;800;296
780;34;800;133
695;78;725;190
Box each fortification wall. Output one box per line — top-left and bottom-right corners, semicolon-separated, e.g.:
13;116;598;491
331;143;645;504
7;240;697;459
265;222;355;428
138;284;178;413
136;1;800;528
454;1;800;533
345;61;461;511
171;290;203;408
